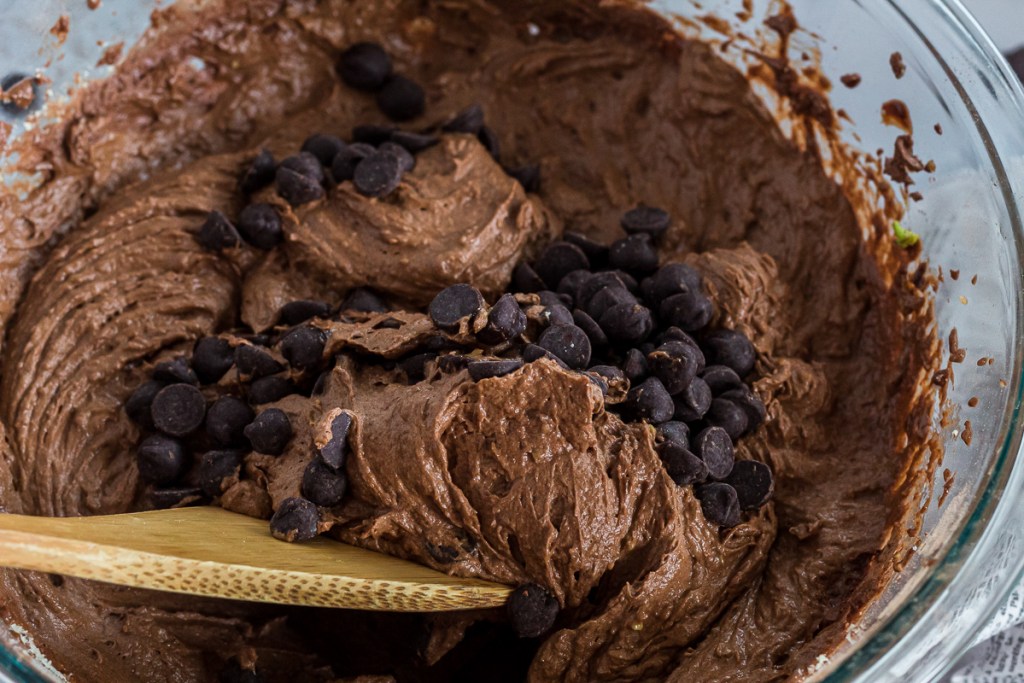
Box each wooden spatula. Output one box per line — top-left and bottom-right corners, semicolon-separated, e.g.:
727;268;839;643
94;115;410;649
0;506;510;611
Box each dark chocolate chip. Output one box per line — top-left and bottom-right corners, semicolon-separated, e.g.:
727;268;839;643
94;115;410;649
239;149;276;195
377;75;425;121
563;232;609;269
311;370;331;396
720;387;767;433
269;497;319;542
150;487;205;510
479;293;527;345
700;365;744;395
609;233;659;276
506;164;541;193
153;356;198;385
195;211;241;251
656;421;690;449
512;262;546;293
280;326;326;371
468;358;525;381
725;460;774;510
243;333;274;348
301;134;346;167
590;364;625;383
556;269;591;305
442;104;485;134
477;126;501;161
624;377;674;424
151;384;206;438
544;304;574;327
351;125;397;146
280;152;325;185
244;408;293;456
696;482;742;527
400;352;437;383
621;348;648;383
522;343;569;369
338;42;392;91
673;377;712;422
390;130;439;153
533;242;590;289
341;288;388;313
248;376;295;405
437;354;471;373
643;263;702;303
235;345;285;379
702;330;756;377
538;324;591;370
206;396;255;448
379;141;416;173
659;290;713;333
576;272;630;311
302;458;348;507
276;167;324;206
126;380;165;427
507;584;559;638
137;434;187;486
428;284;484;330
584;286;636;320
647;341;704;395
599;303;654;346
620;206;672;238
238;203;284;249
693;426;735;480
197;449;244;497
572;309;608;350
658;440;708;486
705;397;749;442
279;300;331;326
538;290;572;309
192;337;234;384
318;411;352;470
331;144;374;182
354;150;403;197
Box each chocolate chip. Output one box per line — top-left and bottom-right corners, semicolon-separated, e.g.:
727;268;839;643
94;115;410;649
621;348;648;383
590;364;625;383
437;354;471;373
206;396;255;448
647;341;703;395
341;288;388;313
660;290;713;333
705;398;749;442
507;584;559;638
195;211;241;251
151;384;206;438
621;206;672;238
318;411;352;470
197;449;244;497
351;124;397;146
244;408;292;455
239;149;276;195
311;370;331;396
702;330;756;377
235;345;285;379
279;300;331;326
599;303;654;346
700;365;744;395
442;104;485;134
338;42;392;91
429;284;484;330
576;272;630;311
248;376;295;405
479;293;527;345
377;75;425;121
477;126;501;161
625;377;674;424
276;167;324;206
269;497;319;542
556;270;591;304
544;304;574;327
137;434;187;485
584;286;636;321
390;130;439;153
400;352;437;383
539;324;591;370
673;377;712;422
538;290;572;309
244;333;274;348
720;387;767;433
534;242;589;289
331;144;374;182
238;203;284;249
609;233;659;276
656;420;690;449
280;325;326;371
522;343;569;369
379;141;416;173
189;338;233;385
512;262;546;293
643;263;702;303
696;482;742;528
693;426;735;480
506;164;541;193
150;487;205;510
353;150;403;197
153;356;198;385
126;380;165;427
301;134;346;166
302;458;348;507
563;232;609;269
572;309;608;350
726;460;774;510
658;440;708;486
281;152;325;184
468;359;525;381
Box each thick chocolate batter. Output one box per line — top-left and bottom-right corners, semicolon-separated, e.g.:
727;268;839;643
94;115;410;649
0;1;937;681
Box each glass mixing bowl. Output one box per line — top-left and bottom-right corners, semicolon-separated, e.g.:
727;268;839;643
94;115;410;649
1;0;1023;681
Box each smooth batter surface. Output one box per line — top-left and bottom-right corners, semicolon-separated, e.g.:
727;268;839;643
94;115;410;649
0;1;936;681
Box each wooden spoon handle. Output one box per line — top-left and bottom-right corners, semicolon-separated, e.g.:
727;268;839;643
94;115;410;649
0;506;510;611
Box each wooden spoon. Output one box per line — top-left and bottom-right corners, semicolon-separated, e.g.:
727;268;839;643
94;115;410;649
0;506;511;611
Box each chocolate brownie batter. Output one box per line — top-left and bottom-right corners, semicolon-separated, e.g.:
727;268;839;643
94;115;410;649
0;0;937;681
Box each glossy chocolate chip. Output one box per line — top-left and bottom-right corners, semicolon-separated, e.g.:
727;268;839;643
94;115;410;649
705;398;749;442
609;233;659;276
584;285;636;321
726;460;774;510
244;408;293;456
429;284;484;330
599;303;654;346
248;376;295;405
720;387;767;433
660;290;713;332
693;426;735;480
534;242;590;290
126;380;165;427
442;104;485;134
479;293;527;345
621;348;648;383
625;377;674;424
192;337;234;384
379;141;416;173
700;365;744;395
658;440;708;486
195;210;241;251
512;262;546;293
269;497;319;542
331;143;374;182
647;341;703;395
238;203;284;249
318;411;352;470
341;288;388;313
702;329;756;377
279;300;331;326
301;458;348;507
539;324;592;370
556;270;590;305
643;263;702;303
301;134;346;166
621;206;671;238
563;232;609;269
572;309;608;350
338;42;392;91
507;584;559;638
235;345;284;379
239;149;276;195
468;359;525;381
377;75;425;121
390;130;439;153
673;377;712;422
522;343;569;369
153;356;198;385
206;396;254;448
697;482;742;527
656;421;690;449
276;167;324;206
354;150;404;197
544;304;574;327
280;326;326;371
197;449;243;497
137;434;187;486
151;384;206;438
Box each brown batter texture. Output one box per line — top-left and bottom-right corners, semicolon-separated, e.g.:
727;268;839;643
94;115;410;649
0;1;937;681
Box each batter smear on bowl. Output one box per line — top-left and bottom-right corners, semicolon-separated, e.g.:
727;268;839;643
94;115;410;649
0;1;938;681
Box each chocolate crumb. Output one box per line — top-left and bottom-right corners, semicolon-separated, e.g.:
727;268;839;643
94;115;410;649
881;99;912;134
932;369;950;387
840;73;861;88
884;135;925;186
50;15;70;45
934;123;943;135
968;397;979;408
977;357;988;367
950;269;959;280
87;0;101;8
971;274;978;285
948;329;965;364
890;51;906;79
961;420;972;446
909;192;923;202
97;42;124;67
